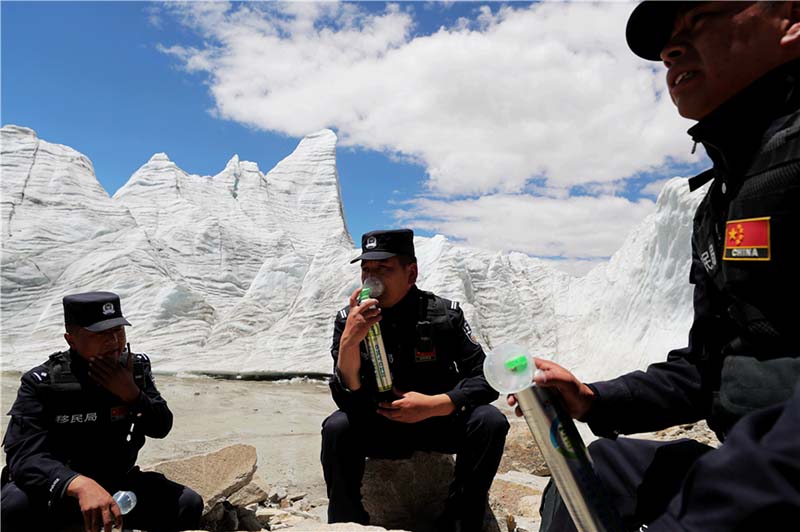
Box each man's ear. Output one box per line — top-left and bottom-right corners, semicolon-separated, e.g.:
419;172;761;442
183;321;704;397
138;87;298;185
64;332;75;349
407;263;418;285
780;2;800;47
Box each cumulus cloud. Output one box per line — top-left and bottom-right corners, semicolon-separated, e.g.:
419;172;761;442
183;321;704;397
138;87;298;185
159;1;700;197
158;1;703;267
394;193;656;259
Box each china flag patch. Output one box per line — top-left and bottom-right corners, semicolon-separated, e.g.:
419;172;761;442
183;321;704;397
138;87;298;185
723;217;770;261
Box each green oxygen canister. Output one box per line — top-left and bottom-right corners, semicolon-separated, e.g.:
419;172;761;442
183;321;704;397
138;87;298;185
358;278;393;393
483;345;625;532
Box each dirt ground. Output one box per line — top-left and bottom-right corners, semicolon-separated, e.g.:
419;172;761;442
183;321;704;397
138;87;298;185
1;372;337;500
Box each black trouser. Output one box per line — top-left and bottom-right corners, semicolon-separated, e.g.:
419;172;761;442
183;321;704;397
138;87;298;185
320;404;509;532
1;467;203;532
539;437;714;532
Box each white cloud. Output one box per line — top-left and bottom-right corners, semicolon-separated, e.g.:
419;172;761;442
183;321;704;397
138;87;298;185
159;2;704;266
160;1;702;197
394;193;656;260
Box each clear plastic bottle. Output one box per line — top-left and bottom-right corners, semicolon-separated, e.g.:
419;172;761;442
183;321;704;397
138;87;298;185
112;490;137;515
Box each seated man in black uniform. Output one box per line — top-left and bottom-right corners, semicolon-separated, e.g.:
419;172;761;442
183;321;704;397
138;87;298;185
511;2;800;531
321;229;509;532
1;291;203;532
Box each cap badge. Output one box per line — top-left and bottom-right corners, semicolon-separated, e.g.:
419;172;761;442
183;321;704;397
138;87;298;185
366;236;377;249
102;302;115;315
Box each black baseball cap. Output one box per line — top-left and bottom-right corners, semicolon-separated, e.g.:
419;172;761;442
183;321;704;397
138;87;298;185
626;1;690;61
350;229;416;263
63;291;131;332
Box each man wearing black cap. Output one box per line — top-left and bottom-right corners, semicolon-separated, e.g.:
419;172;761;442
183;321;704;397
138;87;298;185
321;229;509;532
510;2;800;531
1;291;203;532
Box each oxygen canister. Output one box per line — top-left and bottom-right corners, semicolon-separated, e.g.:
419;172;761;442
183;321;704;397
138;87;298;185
483;345;625;532
358;278;393;393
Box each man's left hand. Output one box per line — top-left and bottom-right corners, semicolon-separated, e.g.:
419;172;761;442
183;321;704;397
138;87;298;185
89;353;140;404
377;390;455;423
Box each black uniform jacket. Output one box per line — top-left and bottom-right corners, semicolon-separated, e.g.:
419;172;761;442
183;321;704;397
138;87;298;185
329;285;498;418
2;349;172;506
585;59;800;440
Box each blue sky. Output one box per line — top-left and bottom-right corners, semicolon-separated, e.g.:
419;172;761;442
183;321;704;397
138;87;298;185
2;1;707;275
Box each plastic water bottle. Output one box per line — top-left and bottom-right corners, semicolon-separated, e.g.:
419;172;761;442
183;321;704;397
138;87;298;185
112;490;137;515
358;278;393;393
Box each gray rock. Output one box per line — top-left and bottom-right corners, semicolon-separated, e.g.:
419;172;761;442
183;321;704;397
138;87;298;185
289;491;308;502
269;485;289;503
147;443;258;514
257;507;289;527
237;505;265;531
361;451;498;532
202;500;239;532
361;452;454;531
229;473;271;507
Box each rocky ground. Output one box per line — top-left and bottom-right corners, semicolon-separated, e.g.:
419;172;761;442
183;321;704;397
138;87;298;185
0;373;718;532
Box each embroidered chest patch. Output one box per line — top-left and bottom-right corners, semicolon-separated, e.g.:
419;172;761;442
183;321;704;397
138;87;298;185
415;348;436;363
110;406;129;422
723;217;770;261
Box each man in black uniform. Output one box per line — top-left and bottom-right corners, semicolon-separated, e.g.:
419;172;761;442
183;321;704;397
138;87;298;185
1;291;203;532
321;229;509;532
511;2;800;531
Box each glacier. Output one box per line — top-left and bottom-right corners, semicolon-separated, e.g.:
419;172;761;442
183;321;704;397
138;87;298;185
0;124;707;380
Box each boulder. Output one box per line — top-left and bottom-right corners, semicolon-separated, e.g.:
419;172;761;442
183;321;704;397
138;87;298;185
361;451;498;532
228;473;270;507
361;452;454;531
147;444;258;514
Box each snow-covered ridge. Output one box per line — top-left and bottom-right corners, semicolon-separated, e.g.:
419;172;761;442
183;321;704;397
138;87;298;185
0;125;706;380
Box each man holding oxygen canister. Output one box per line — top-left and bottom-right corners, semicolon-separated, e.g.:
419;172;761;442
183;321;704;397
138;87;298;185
321;229;509;532
510;2;800;531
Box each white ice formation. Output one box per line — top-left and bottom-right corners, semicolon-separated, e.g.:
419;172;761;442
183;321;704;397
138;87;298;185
1;125;706;380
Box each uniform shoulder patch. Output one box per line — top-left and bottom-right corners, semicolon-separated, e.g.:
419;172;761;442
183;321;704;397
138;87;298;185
723;217;770;261
462;320;480;346
337;306;350;320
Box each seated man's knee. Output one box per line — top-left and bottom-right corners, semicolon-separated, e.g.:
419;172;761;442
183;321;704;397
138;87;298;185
179;486;204;527
1;482;34;529
470;404;510;439
322;410;352;438
321;410;357;453
587;437;618;467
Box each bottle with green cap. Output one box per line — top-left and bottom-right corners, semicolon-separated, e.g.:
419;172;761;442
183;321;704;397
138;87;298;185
358;278;393;393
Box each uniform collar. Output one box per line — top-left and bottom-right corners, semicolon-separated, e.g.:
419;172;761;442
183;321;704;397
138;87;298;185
688;59;800;178
381;285;421;321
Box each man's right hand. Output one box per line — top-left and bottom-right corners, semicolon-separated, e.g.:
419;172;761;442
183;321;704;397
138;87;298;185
336;287;382;390
341;287;382;346
65;475;122;532
506;357;595;420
